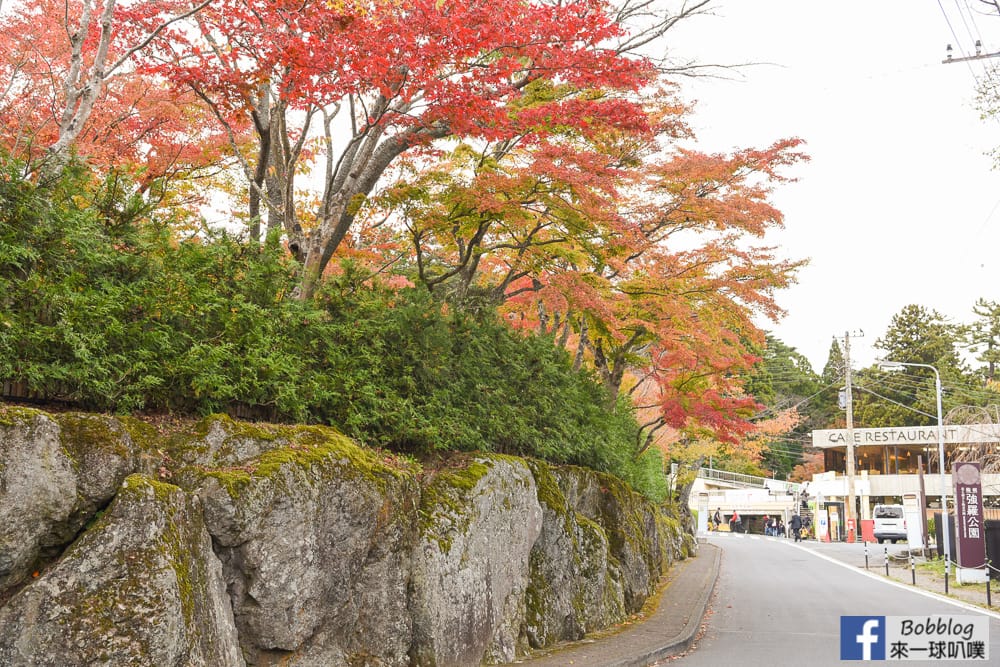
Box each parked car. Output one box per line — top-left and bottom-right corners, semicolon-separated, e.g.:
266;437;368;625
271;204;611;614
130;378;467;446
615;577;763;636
873;504;907;543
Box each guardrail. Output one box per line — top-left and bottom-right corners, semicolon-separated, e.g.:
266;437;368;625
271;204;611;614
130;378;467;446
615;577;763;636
698;467;800;494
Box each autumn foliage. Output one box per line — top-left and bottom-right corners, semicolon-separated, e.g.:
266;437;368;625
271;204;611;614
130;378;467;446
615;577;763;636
0;0;809;477
789;450;825;483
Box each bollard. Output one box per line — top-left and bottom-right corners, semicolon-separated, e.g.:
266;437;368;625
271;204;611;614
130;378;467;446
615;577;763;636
945;559;949;596
988;561;992;608
885;546;890;577
864;541;869;570
910;552;916;585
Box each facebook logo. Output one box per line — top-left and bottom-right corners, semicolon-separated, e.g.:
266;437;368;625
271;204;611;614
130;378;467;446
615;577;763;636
841;616;886;660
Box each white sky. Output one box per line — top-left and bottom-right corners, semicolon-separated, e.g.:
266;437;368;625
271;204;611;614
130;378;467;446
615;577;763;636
667;1;1000;373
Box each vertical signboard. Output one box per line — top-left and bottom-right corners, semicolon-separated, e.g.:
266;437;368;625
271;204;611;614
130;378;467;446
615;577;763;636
953;462;988;584
829;504;841;542
902;492;924;548
697;492;709;534
816;509;829;542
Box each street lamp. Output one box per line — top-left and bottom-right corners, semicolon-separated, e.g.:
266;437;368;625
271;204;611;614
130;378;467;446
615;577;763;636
878;359;950;590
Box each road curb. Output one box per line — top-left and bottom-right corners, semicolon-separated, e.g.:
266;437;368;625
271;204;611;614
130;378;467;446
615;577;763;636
607;542;722;667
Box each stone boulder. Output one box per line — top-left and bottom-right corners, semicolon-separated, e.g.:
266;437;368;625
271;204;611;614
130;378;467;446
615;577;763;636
195;426;421;666
409;456;543;666
0;407;694;667
0;408;137;596
555;466;679;613
522;460;625;649
0;475;243;666
164;414;289;469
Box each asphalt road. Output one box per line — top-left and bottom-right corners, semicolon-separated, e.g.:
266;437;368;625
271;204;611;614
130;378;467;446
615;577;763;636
666;534;1000;667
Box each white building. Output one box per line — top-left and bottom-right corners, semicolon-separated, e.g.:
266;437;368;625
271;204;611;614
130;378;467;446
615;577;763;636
688;425;1000;539
810;424;1000;522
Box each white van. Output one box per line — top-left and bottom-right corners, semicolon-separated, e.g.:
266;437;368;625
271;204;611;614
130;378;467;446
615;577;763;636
872;504;906;544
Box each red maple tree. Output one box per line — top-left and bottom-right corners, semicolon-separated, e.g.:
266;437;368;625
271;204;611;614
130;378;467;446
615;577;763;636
0;0;223;190
141;0;667;297
369;85;808;447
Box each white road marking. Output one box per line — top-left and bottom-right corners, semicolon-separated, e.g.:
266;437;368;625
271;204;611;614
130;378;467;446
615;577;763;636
781;541;1000;620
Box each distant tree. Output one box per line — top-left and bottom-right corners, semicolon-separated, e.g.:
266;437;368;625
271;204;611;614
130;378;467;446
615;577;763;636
964;298;1000;382
742;340;775;408
852;305;967;428
746;334;830;477
788;450;824;483
761;335;821;406
821;338;846;389
876;304;964;370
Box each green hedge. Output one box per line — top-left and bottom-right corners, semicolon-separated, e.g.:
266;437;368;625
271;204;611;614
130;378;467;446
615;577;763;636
0;158;664;499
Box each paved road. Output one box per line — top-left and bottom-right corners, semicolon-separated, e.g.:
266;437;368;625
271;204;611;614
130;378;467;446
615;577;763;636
667;534;1000;667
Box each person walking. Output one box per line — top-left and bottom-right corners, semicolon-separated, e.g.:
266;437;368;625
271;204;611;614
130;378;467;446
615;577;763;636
762;514;770;536
732;509;743;534
790;512;803;542
713;508;722;532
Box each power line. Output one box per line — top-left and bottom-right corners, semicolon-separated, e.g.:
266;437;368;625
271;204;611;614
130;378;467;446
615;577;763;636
939;0;991;83
848;382;1000;445
955;0;980;47
750;379;842;421
853;383;938;421
877;372;1000;402
962;0;988;42
761;446;808;457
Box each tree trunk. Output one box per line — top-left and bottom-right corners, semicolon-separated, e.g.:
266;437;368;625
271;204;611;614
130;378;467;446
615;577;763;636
293;129;419;299
573;319;588;372
44;0;116;174
675;455;705;511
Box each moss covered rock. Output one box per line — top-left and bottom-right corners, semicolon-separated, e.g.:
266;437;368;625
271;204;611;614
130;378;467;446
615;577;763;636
523;460;625;649
409;455;543;666
0;409;138;596
553;465;680;614
0;475;243;666
0;407;695;667
196;425;421;666
163;414;287;470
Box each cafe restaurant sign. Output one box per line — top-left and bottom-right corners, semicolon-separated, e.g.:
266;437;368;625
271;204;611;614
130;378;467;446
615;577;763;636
811;424;1000;449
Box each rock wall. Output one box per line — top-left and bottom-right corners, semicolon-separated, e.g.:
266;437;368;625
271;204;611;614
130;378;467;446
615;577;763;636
0;407;695;666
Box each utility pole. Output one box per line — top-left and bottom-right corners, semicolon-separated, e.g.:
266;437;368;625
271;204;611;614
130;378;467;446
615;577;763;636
841;330;864;543
943;41;1000;64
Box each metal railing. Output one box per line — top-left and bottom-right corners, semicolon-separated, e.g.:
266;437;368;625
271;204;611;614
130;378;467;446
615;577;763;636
698;467;800;493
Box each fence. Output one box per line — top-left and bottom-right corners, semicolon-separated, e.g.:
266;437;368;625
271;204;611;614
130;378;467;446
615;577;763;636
933;514;1000;580
2;380;74;403
699;466;801;493
2;380;277;423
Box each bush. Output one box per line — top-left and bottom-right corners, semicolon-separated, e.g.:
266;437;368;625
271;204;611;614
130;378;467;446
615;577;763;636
0;161;168;410
311;280;644;467
0;157;662;499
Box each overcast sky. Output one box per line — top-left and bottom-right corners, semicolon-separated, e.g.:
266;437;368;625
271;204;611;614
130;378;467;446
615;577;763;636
666;1;1000;372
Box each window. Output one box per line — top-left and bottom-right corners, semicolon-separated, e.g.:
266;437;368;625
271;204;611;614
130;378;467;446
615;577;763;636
873;505;903;519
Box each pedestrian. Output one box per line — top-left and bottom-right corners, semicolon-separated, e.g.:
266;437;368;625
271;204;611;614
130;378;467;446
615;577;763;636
770;516;778;537
790;512;803;542
713;508;722;532
763;514;770;536
732;509;743;534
